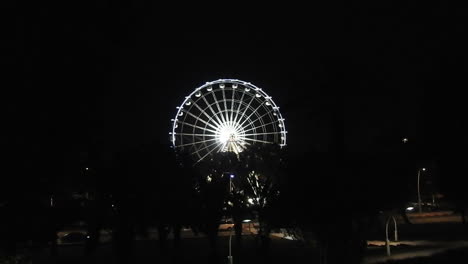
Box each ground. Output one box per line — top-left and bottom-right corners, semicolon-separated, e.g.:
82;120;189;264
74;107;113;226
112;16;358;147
35;235;319;264
25;211;468;263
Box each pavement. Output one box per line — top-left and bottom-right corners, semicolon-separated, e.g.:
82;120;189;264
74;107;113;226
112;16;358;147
362;212;468;263
364;240;468;264
32;212;468;264
35;234;319;264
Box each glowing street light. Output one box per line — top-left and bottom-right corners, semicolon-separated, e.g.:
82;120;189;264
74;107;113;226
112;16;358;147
229;174;235;192
417;168;427;213
228;173;235;264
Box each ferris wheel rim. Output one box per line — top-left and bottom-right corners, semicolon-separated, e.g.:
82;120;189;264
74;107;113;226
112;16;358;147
170;79;287;162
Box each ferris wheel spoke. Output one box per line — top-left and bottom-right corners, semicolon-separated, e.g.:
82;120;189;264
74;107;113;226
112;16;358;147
235;92;256;127
218;141;228;153
242;119;280;134
232;91;246;126
195;141;225;163
229;88;236;125
231;141;244;154
175;133;217;137
191;100;222;128
182;109;220;132
221;88;230;125
241;131;281;137
238;137;273;144
201;95;225;127
237;105;262;131
172;79;286;163
177;121;219;134
236;109;271;132
175;138;218;148
192;140;221;155
211;91;227;124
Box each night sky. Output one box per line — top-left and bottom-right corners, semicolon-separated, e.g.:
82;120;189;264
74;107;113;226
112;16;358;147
3;7;468;264
4;4;468;169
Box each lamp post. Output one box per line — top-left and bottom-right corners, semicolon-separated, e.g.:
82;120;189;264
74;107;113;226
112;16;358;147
417;168;426;213
229;174;234;192
228;173;235;264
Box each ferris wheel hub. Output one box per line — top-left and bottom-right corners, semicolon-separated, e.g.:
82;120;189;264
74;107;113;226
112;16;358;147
171;79;286;163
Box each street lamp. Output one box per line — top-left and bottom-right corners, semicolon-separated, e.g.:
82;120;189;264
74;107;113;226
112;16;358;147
417;168;426;213
229;174;235;192
228;173;235;264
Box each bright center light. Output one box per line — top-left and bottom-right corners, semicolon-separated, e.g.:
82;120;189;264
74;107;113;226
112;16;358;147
215;123;246;154
171;79;288;163
218;125;237;144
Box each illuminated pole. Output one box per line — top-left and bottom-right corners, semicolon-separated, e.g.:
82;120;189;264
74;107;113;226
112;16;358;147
385;216;399;256
228;173;235;264
417;168;426;213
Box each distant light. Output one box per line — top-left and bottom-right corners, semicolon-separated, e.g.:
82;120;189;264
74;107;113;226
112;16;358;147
230;174;235;179
242;219;251;223
111;204;115;208
406;207;414;211
402;138;408;143
86;235;90;239
422;168;426;171
85;167;89;171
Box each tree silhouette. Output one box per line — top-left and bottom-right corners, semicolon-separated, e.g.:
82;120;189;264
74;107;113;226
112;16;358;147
235;143;286;251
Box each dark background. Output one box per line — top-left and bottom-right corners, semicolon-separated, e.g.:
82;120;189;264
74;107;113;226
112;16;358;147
3;4;468;186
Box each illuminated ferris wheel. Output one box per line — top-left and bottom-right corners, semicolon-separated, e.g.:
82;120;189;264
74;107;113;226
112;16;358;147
170;79;287;163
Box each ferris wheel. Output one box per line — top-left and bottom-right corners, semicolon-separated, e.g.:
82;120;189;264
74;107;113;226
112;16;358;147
170;79;287;163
